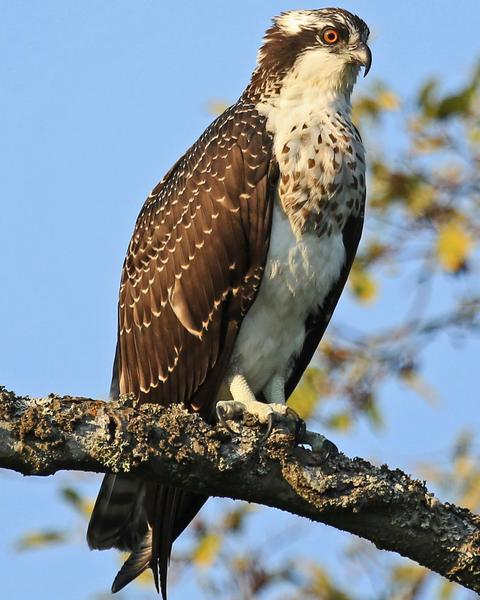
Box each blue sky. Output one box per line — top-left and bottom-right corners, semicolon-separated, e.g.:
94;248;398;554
1;2;479;599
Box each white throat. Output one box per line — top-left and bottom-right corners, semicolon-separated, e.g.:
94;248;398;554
256;59;356;169
254;48;365;238
256;49;358;139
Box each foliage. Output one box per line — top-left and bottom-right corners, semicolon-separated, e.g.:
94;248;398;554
13;61;480;599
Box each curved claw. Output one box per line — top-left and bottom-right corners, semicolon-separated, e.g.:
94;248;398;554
285;406;307;442
259;412;275;445
320;439;338;461
216;405;238;435
297;430;338;464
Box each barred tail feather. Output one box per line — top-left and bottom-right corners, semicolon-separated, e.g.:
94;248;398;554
87;348;149;552
150;485;208;599
111;529;152;593
89;347;208;598
87;475;147;551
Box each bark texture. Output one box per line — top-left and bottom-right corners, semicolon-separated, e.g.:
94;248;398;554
0;387;479;592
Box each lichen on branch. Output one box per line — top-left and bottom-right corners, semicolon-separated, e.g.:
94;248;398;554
0;387;479;593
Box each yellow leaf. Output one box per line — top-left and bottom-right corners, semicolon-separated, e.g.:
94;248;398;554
408;183;436;216
468;126;480;145
288;367;327;419
401;370;438;404
436;222;473;272
412;136;446;154
192;533;221;567
377;89;400;111
408;116;427;134
135;566;154;587
206;99;230;116
349;266;378;304
365;240;388;262
392;563;425;583
439;580;456;600
326;412;352;431
307;564;350;599
461;474;480;510
81;500;96;517
455;455;475;479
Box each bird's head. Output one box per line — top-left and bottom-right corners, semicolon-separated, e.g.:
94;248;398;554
251;8;371;101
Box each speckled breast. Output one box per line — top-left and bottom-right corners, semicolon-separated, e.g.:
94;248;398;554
276;110;365;236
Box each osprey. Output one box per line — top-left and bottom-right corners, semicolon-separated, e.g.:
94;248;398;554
88;7;371;597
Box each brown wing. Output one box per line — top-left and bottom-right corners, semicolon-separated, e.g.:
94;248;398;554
118;103;277;415
285;208;364;398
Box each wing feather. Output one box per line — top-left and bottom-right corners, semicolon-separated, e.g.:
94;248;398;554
117;103;276;411
104;104;278;599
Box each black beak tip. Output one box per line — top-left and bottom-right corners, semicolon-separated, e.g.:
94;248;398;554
363;46;372;77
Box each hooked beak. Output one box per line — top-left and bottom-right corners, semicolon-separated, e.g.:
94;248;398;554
350;43;372;77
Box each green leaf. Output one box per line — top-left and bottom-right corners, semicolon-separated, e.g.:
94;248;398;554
60;486;94;517
221;505;253;532
417;78;438;116
363;395;383;429
436;89;474;119
15;530;66;552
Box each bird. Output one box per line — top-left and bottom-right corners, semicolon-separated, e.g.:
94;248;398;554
87;7;371;598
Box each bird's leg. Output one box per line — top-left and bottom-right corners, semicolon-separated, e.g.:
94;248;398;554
216;373;288;436
265;373;336;461
216;373;307;443
264;375;306;441
216;373;337;458
263;374;285;405
263;376;334;457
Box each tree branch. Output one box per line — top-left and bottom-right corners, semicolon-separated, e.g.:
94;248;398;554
1;387;479;592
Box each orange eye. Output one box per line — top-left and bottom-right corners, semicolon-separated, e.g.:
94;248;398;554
322;28;339;45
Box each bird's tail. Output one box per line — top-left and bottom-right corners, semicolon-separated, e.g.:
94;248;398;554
88;344;208;598
87;348;151;575
110;484;207;598
87;474;148;551
111;527;153;592
87;350;149;553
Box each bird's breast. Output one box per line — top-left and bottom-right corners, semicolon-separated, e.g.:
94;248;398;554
278;117;365;236
228;96;365;396
258;93;366;236
229;202;346;394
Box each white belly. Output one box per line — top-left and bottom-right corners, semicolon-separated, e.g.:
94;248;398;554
230;201;346;394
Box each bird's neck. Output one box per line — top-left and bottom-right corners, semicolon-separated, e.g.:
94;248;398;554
252;73;353;143
245;63;354;128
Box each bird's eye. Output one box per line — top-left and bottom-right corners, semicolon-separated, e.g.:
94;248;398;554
321;28;340;45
